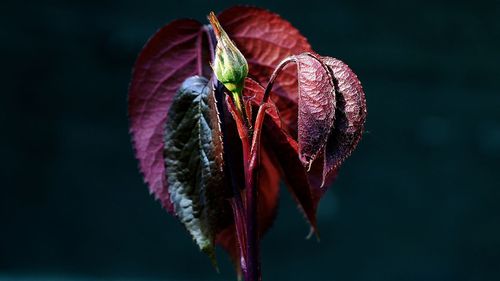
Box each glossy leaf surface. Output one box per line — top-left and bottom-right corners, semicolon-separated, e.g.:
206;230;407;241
164;76;228;262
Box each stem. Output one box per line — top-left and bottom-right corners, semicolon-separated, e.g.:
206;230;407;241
226;93;262;280
244;128;259;281
206;24;258;280
239;62;290;280
236;111;260;281
261;57;295;105
241;61;295;278
224;95;259;281
232;89;252;131
207;22;294;281
244;104;275;281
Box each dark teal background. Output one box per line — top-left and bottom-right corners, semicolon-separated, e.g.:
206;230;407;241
1;0;499;280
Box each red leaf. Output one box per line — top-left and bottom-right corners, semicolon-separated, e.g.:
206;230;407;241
218;7;311;97
320;57;367;186
218;6;313;135
290;53;336;168
128;19;210;213
128;8;367;276
256;145;281;237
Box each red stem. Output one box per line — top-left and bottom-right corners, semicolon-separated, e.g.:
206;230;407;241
243;63;293;279
244;104;274;281
205;25;259;280
224;96;259;281
219;39;294;281
244;126;260;281
238;70;288;281
261;57;294;105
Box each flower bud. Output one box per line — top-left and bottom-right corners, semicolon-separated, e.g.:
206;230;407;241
208;12;249;95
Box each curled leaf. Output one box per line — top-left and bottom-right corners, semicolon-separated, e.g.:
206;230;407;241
128;7;368;278
294;54;336;167
271;53;336;168
320;57;367;186
164;76;229;264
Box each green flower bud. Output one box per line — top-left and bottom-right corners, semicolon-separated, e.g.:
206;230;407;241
208;12;248;96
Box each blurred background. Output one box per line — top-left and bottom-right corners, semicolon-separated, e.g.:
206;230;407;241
1;0;499;280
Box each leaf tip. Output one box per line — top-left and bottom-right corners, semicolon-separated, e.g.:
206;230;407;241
305;226;321;242
202;245;219;272
300;155;314;172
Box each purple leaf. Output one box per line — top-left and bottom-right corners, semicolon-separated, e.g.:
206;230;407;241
290;53;336;168
320;57;367;186
128;19;211;213
128;7;368;278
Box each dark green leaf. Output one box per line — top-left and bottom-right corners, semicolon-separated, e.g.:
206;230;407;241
164;76;229;264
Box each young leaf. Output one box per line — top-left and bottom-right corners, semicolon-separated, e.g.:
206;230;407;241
274;53;336;168
164;76;229;264
320;57;367;186
128;19;211;213
295;54;336;168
